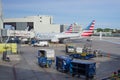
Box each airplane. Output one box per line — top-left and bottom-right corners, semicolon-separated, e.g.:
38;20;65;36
35;20;95;43
63;24;73;33
35;24;73;41
81;20;95;37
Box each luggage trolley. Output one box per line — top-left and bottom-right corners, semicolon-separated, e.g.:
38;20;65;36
70;59;96;79
56;55;73;72
38;49;55;68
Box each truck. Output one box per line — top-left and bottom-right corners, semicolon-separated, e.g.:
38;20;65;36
34;41;49;47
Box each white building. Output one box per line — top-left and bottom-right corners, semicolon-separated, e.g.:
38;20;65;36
4;15;60;33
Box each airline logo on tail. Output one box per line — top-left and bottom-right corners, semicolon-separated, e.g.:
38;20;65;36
81;20;95;36
65;24;73;33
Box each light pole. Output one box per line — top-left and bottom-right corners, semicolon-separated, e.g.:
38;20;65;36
0;0;3;43
100;31;102;40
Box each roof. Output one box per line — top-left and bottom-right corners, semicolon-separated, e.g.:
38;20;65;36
56;55;72;60
71;59;96;64
38;49;54;51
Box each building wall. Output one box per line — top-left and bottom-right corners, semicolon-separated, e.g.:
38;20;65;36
34;15;53;24
3;15;82;34
34;24;60;33
4;15;60;33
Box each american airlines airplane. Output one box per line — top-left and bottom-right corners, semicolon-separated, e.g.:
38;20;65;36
35;20;95;43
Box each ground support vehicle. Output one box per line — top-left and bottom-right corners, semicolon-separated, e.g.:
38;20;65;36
69;53;95;60
69;59;96;79
69;53;82;59
56;55;73;72
67;43;95;60
75;47;83;53
38;49;55;67
80;53;95;60
65;44;75;53
38;57;52;67
34;41;49;47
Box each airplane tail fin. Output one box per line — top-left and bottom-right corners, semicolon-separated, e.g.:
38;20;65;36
81;20;95;36
63;24;73;33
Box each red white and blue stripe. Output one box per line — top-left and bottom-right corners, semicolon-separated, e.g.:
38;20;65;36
65;24;73;33
81;20;95;36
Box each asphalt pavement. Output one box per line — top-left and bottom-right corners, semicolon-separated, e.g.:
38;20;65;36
0;37;120;80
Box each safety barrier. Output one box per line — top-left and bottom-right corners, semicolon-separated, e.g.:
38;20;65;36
0;43;17;54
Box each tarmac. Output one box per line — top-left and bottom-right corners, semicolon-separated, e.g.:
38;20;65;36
0;57;20;80
0;36;120;80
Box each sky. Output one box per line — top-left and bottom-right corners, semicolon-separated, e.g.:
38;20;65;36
1;0;120;29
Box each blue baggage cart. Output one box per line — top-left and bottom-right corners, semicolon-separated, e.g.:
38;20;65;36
69;54;82;59
70;59;96;79
69;53;95;60
56;55;73;72
38;57;52;67
38;49;54;68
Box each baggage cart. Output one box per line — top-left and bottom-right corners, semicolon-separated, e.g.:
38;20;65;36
38;49;55;67
38;57;52;67
70;59;96;79
69;53;95;60
56;55;72;72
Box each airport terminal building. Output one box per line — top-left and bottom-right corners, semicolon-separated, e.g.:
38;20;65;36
1;15;82;41
3;15;82;33
3;15;60;33
0;15;82;43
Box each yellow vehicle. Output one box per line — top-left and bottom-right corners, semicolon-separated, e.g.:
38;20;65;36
81;52;87;57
